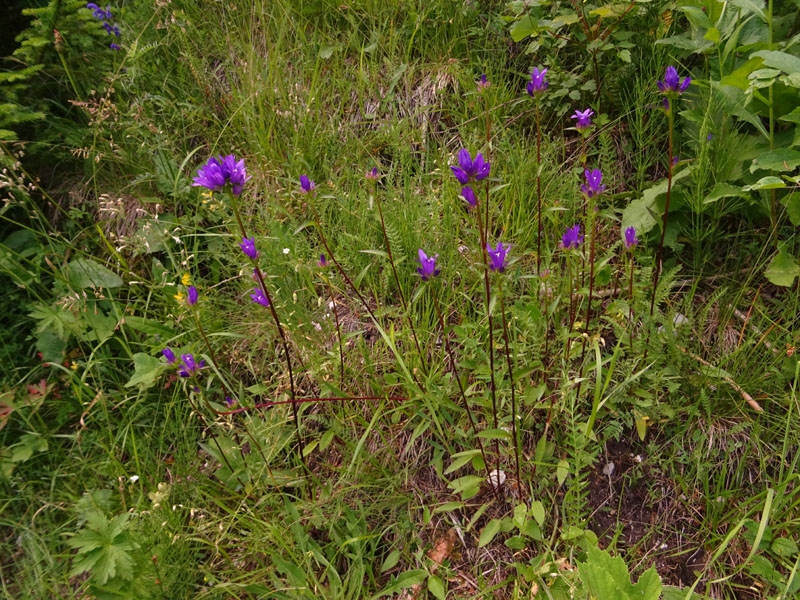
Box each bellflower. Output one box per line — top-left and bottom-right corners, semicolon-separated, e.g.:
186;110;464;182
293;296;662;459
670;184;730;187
571;109;594;131
299;175;316;194
178;354;205;378
477;73;491;90
250;287;270;307
486;241;510;272
317;253;328;267
161;347;177;364
624;226;639;249
225;396;236;407
365;167;380;181
461;186;477;208
580;169;606;198
109;43;120;50
192;157;227;191
561;224;584;249
450;148;490;184
417;249;440;281
86;3;105;19
239;236;259;260
526;68;548;96
228;157;251;196
186;286;199;306
657;66;691;95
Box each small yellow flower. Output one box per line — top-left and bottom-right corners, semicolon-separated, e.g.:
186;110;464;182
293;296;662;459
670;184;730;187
70;362;78;371
174;291;185;303
181;273;191;286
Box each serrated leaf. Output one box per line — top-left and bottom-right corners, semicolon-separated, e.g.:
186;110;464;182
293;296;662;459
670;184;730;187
751;50;800;75
478;518;503;547
125;353;164;390
631;565;663;600
743;176;786;191
67;258;123;289
765;251;800;287
750;149;800;172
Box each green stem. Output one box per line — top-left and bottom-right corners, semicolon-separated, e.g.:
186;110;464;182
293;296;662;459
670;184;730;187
498;278;522;493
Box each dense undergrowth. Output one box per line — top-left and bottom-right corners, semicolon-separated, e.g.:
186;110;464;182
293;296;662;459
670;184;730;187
1;0;799;598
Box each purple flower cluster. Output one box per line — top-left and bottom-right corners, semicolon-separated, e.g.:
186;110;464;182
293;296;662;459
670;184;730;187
186;286;198;306
178;354;205;378
461;186;477;208
87;3;121;50
417;249;440;281
239;236;259;260
624;226;639;249
526;68;548;96
581;169;606;198
571;109;594;131
562;225;584;249
657;66;691;95
193;155;251;196
450;149;490;185
250;286;270;307
477;73;491;91
299;175;316;194
487;241;510;272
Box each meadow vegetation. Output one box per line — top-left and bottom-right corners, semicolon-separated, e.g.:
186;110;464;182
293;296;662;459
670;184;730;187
1;0;799;598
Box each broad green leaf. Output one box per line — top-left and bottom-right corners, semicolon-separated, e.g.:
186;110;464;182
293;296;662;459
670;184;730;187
780;107;800;124
681;6;711;29
67;258;123;289
380;550;400;573
743;176;786;191
510;16;538;42
704;183;746;204
771;537;799;557
780;192;800;225
751;50;800;75
478;518;503;547
427;574;446;600
531;500;545;526
125;353;164;390
749;149;800;172
729;0;766;21
432;501;464;514
476;428;511;440
764;251;800;287
445;449;481;474
704;27;720;44
631;566;663;600
617;49;631;63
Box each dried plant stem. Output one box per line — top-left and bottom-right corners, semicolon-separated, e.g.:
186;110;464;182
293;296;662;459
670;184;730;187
320;273;345;389
650;109;674;318
497;278;522;493
373;183;426;374
629;253;635;349
575;203;598;400
431;287;497;497
228;195;304;453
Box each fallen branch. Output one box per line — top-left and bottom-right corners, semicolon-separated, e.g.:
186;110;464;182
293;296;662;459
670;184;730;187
676;346;763;412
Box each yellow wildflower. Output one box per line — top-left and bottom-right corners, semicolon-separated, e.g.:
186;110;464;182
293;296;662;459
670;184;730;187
174;291;185;303
181;273;191;286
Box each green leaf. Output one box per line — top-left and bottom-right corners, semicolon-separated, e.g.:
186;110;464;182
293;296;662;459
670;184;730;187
771;537;799;557
631;566;663;600
432;501;464;514
531;500;545;526
67;258;123;289
780;192;800;225
380;550;400;573
478;518;503;547
427;574;446;600
704;183;746;204
476;428;511;440
780;107;800;124
445;449;482;474
751;50;800;75
510;16;538;42
743;176;786;191
749;149;800;172
374;569;427;598
556;459;569;485
125;353;164;390
729;0;766;21
764;251;800;287
704;27;720;44
617;49;631;63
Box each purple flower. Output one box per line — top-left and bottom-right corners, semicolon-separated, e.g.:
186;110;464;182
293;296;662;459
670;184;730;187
192;157;227;191
178;354;205;378
624;226;639;249
561;224;584;249
477;73;491;90
299;175;316;194
461;186;477;208
571;109;594;131
486;241;510;272
186;286;199;306
657;66;691;94
526;68;548;96
663;97;670;112
416;249;440;281
365;167;380;181
580;169;606;198
706;133;713;141
317;253;328;267
102;21;113;34
250;287;270;307
112;24;121;36
225;396;236;407
239;237;259;260
161;347;176;364
450;148;490;184
228;156;251;196
86;3;106;19
109;43;120;50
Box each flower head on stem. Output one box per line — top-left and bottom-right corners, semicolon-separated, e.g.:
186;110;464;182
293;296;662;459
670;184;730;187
416;249;440;281
486;241;510;272
178;354;205;378
299;175;316;194
561;224;584;249
581;169;606;198
239;236;259;260
570;108;594;131
450;149;490;184
624;226;639;250
526;67;548;96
